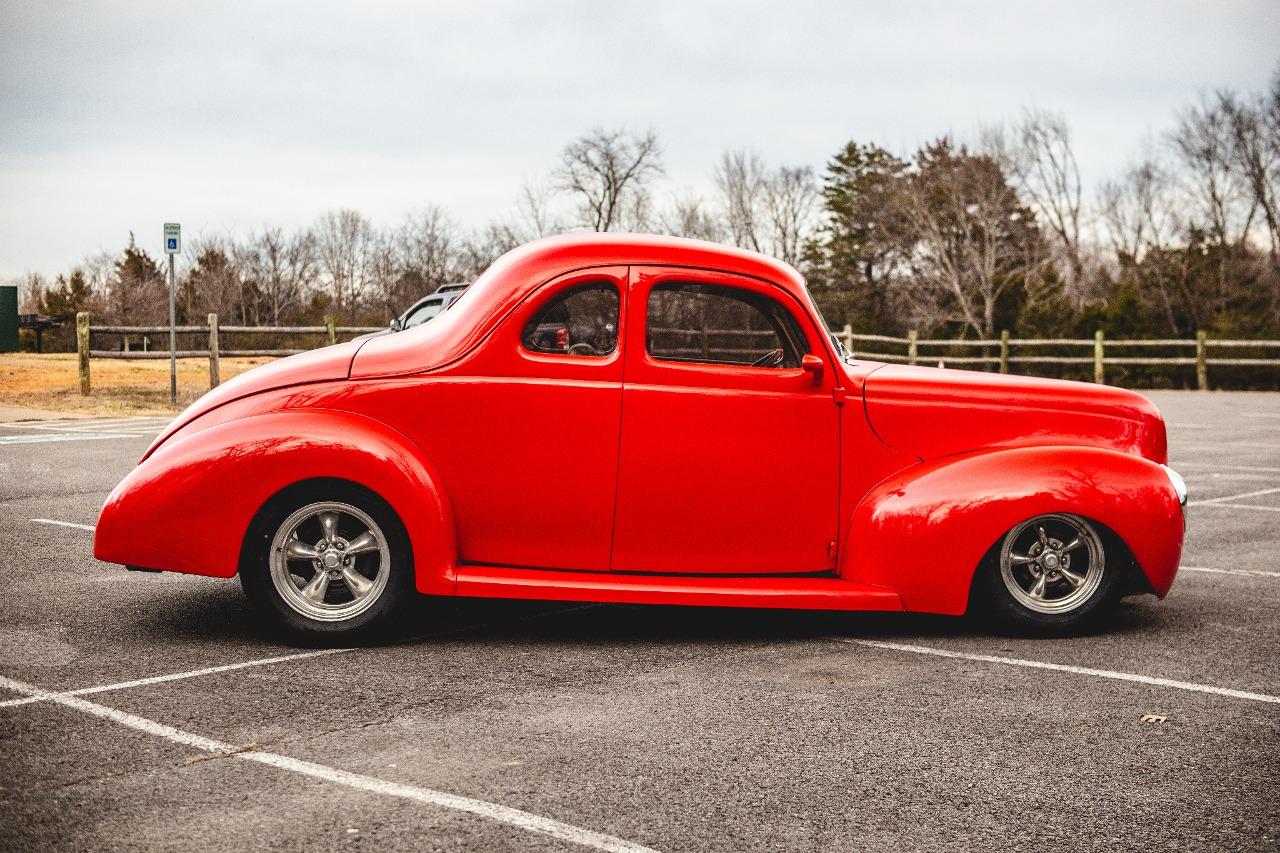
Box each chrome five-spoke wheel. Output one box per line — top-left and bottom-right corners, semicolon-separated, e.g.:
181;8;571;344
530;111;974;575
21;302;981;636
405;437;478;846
268;501;390;622
999;513;1105;615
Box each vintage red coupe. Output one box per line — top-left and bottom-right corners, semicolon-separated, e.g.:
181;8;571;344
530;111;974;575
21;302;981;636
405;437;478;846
94;234;1187;637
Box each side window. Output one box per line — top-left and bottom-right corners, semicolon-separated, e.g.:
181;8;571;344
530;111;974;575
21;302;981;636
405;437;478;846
521;282;620;358
401;298;444;329
646;283;809;368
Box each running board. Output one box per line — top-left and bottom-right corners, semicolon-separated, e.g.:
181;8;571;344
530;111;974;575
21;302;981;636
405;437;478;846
454;566;904;611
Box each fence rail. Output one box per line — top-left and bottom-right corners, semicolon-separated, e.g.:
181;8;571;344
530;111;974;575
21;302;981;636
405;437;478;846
838;326;1280;388
69;312;1280;396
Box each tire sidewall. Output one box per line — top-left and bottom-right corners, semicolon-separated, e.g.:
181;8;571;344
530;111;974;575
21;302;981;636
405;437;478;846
240;480;413;640
975;515;1120;635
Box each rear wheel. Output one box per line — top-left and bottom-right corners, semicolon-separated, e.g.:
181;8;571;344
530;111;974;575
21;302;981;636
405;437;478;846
976;513;1119;634
240;482;412;639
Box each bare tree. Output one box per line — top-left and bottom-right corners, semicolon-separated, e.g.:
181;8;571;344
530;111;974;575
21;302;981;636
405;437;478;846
315;209;375;312
556;128;663;231
659;193;725;242
901;139;1046;338
1220;86;1280;267
457;222;523;279
762;165;819;266
516;178;562;239
14;272;48;313
714;150;767;251
1171;97;1258;251
183;234;244;322
240;227;316;326
398;206;459;287
1004;109;1086;290
1098;158;1181;265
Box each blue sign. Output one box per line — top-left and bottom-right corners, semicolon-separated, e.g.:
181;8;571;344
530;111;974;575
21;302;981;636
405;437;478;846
166;238;177;250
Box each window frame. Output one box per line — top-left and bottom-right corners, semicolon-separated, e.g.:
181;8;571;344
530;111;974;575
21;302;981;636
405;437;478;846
644;281;810;369
519;279;622;360
625;266;833;393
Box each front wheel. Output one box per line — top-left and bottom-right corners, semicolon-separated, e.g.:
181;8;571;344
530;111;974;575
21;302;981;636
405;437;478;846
975;513;1119;634
240;482;412;640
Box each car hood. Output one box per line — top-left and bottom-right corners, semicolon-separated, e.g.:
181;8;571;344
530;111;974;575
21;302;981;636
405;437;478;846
142;340;365;461
862;364;1167;464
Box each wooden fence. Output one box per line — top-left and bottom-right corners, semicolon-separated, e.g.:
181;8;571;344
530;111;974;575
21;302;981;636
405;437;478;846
73;312;382;394
71;312;1279;395
838;326;1280;390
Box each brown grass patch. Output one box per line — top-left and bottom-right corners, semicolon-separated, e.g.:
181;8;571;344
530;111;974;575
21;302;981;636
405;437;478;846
0;353;281;417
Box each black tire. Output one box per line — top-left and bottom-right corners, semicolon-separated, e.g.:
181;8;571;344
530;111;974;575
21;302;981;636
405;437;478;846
973;513;1121;635
239;480;414;641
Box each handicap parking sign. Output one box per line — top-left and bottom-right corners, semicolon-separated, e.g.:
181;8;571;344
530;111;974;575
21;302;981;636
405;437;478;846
163;223;181;254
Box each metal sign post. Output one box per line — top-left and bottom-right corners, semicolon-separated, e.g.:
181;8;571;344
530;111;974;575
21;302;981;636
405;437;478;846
164;223;181;407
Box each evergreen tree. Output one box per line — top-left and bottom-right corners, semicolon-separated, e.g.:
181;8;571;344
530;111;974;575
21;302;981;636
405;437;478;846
805;142;911;330
106;232;166;324
38;269;94;316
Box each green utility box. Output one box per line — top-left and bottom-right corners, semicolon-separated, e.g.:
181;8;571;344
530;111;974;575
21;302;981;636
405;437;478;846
0;285;17;352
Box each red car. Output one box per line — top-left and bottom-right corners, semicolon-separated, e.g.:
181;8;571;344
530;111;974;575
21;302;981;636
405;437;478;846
94;234;1187;638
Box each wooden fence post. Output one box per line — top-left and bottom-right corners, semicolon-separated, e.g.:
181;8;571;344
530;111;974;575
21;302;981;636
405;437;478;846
76;311;90;395
208;313;220;389
841;323;853;354
1093;330;1105;384
1196;330;1209;391
326;314;337;346
907;330;918;366
999;330;1010;374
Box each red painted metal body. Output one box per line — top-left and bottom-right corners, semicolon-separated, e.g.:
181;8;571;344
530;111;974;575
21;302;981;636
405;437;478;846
95;234;1184;615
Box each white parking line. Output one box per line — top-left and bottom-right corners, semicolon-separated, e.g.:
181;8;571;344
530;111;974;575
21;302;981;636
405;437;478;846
1173;463;1280;474
0;649;350;708
32;518;96;532
0;674;657;853
836;639;1280;704
1193;503;1280;513
1188;486;1280;506
0;433;133;445
1182;565;1280;578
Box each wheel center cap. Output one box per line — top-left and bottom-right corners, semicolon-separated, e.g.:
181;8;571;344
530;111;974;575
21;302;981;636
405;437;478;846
322;552;340;569
1042;553;1060;569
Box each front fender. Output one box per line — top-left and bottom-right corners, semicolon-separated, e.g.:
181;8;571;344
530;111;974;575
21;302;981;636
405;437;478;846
94;409;457;596
840;446;1183;615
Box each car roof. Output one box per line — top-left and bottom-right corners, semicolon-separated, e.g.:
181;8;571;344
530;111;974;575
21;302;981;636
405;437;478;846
352;233;813;379
478;233;805;300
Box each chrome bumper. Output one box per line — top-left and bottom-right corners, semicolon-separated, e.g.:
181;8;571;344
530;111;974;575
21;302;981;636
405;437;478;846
1161;464;1188;516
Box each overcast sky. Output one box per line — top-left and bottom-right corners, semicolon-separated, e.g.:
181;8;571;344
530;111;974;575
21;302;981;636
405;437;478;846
2;0;1277;282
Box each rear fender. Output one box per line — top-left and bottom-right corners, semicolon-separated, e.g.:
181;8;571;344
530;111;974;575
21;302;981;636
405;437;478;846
840;446;1183;614
94;409;457;595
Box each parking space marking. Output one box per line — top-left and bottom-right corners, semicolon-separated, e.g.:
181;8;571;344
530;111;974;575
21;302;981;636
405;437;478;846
1182;565;1280;578
1188;486;1280;506
32;518;96;532
0;674;657;853
1191;502;1280;513
1172;463;1280;474
0;648;351;709
0;433;134;445
834;639;1280;705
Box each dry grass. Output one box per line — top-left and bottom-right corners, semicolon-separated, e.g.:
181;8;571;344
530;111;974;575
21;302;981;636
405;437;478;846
0;353;280;416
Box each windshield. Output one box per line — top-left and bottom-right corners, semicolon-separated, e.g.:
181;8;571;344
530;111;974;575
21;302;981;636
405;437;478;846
401;298;445;329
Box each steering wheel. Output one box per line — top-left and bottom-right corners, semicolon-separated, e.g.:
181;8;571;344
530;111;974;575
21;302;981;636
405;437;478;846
567;342;598;356
751;348;785;368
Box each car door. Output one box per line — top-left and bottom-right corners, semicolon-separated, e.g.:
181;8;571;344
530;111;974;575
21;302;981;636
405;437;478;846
386;267;626;572
610;266;842;574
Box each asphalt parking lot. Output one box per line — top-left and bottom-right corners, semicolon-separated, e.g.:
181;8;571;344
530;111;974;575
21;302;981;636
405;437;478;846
1;393;1277;852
